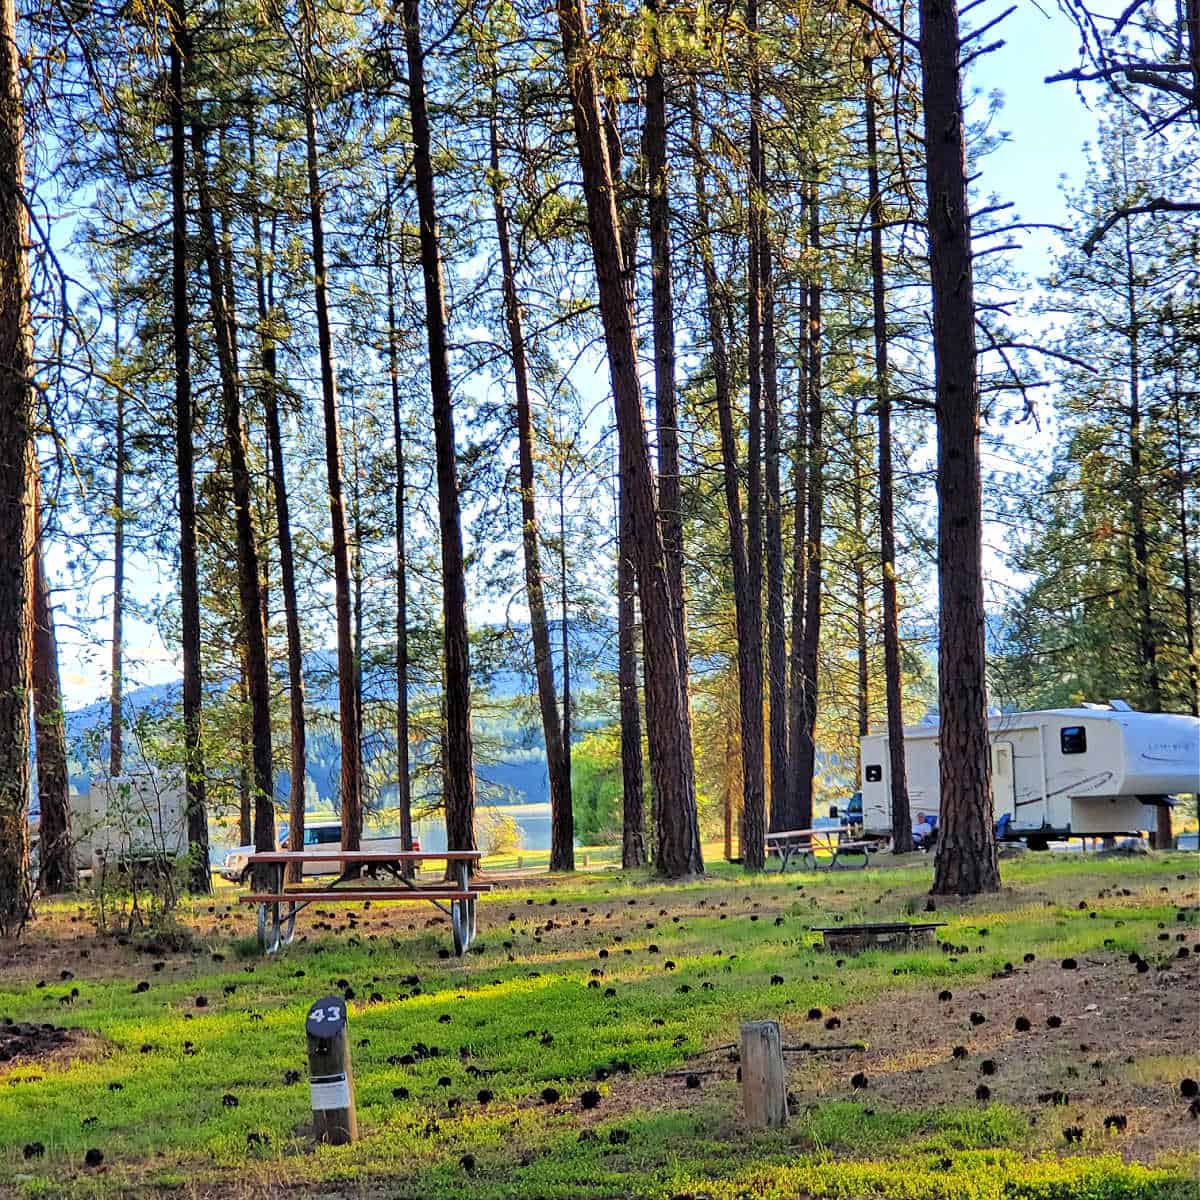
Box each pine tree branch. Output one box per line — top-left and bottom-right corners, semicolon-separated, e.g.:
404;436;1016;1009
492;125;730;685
1082;199;1200;254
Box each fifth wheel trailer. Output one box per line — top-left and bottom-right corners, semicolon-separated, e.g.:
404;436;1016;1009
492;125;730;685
860;704;1200;847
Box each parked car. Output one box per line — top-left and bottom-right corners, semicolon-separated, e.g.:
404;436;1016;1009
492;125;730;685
221;821;419;883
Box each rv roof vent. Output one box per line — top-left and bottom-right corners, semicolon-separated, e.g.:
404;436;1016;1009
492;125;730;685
1080;702;1108;710
1109;699;1133;711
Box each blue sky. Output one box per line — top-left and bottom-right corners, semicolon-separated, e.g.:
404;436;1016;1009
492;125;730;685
51;1;1105;708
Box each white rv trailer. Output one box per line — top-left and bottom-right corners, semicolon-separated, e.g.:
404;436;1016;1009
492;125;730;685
76;773;189;877
860;704;1200;847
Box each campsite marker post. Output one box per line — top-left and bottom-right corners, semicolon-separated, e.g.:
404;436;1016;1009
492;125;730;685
306;995;358;1144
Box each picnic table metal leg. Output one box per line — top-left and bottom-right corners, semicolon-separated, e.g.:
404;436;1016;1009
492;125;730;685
451;899;467;956
258;901;281;955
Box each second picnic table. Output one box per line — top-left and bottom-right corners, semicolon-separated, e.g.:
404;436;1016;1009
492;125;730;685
237;849;487;956
765;826;876;872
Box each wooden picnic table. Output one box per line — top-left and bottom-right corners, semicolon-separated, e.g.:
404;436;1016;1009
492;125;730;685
237;849;486;956
765;826;875;872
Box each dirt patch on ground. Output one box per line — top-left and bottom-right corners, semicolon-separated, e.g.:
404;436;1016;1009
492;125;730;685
803;951;1200;1159
586;950;1200;1161
0;1021;107;1077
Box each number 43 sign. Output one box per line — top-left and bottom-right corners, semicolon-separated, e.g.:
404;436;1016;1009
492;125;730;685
306;995;347;1037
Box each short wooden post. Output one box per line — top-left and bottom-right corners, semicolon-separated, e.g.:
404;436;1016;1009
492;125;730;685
306;995;357;1145
740;1020;788;1128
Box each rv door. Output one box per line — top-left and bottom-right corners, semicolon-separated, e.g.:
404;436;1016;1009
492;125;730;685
990;741;1016;819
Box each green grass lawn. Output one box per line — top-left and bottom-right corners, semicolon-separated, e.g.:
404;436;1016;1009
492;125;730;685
1;852;1198;1198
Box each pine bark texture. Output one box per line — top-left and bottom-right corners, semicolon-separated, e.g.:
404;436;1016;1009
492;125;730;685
33;485;72;892
190;121;275;882
618;477;647;868
643;0;690;695
299;1;361;852
490;111;572;871
167;0;209;893
791;182;824;834
744;0;766;863
762;230;788;835
555;0;702;877
0;0;32;921
920;0;1000;894
786;295;809;825
251;118;307;881
385;199;414;872
691;83;765;860
109;314;125;779
403;0;477;858
863;62;911;851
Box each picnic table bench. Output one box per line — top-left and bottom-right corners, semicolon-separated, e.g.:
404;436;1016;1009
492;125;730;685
237;850;487;956
765;827;876;872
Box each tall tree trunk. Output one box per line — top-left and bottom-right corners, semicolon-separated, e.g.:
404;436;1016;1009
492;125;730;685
167;0;209;893
385;184;414;873
0;0;33;932
787;290;809;823
690;81;766;861
555;0;701;877
792;179;825;834
558;469;573;867
1170;342;1199;717
920;0;1000;895
350;385;365;808
851;400;870;750
618;473;647;868
642;0;689;693
762;220;788;835
250;120;306;880
488;106;572;870
238;658;252;847
403;0;476;859
1122;217;1168;846
190;119;275;880
865;58;912;851
32;480;72;893
746;0;788;838
298;0;361;852
744;0;766;859
109;302;125;778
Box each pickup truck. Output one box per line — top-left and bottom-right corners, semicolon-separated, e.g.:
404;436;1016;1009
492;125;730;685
221;821;419;883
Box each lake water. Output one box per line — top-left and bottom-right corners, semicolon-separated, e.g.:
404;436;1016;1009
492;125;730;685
411;803;553;852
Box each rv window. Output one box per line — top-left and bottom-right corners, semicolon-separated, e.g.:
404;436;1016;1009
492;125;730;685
865;764;882;782
1060;726;1087;755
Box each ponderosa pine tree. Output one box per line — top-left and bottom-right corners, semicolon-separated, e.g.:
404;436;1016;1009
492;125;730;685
920;0;1000;895
384;181;415;872
488;100;572;871
403;0;477;859
864;54;912;853
296;0;362;852
690;80;765;861
555;0;702;877
248;107;307;880
190;116;276;878
167;0;210;894
791;178;825;835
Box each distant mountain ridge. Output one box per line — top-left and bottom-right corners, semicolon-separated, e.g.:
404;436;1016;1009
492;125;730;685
61;621;614;806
